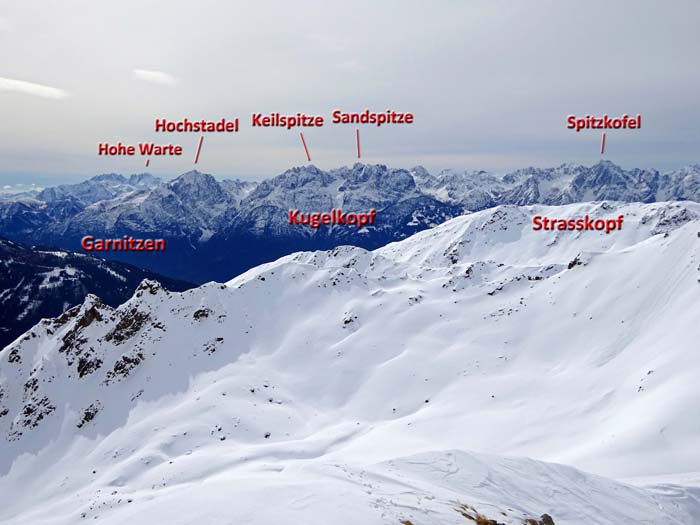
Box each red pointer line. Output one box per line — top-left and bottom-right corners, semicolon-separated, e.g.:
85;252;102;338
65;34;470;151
356;128;361;158
600;132;606;155
194;135;204;164
300;132;311;161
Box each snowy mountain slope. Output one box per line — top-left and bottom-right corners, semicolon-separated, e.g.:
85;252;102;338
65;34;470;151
4;449;699;524
36;173;161;207
0;173;161;239
1;161;699;284
0;201;699;523
45;171;244;241
0;238;194;349
424;161;700;207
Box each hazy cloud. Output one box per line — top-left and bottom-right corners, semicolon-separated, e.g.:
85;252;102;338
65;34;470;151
133;69;177;86
335;59;363;73
0;1;699;183
0;77;68;99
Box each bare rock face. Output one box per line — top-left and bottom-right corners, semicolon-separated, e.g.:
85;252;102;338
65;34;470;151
0;239;194;349
104;308;151;345
0;285;164;444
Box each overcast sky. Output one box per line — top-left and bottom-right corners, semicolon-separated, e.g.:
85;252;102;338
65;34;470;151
1;0;699;184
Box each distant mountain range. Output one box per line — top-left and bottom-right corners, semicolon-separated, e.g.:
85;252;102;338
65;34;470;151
1;161;699;283
0;238;194;349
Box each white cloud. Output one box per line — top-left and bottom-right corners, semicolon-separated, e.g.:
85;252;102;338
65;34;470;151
0;77;68;99
133;69;177;86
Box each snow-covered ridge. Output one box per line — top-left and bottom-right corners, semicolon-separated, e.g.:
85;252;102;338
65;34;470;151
3;161;700;284
0;238;193;350
3;160;700;243
1;201;700;524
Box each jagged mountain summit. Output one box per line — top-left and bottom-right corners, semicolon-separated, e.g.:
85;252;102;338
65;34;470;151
421;160;700;207
1;201;699;524
1;161;699;282
0;238;194;349
35;173;162;207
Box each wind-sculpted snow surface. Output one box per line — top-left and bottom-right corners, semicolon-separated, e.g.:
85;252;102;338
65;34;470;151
1;202;700;523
